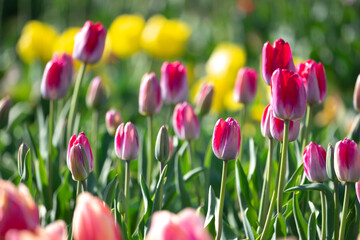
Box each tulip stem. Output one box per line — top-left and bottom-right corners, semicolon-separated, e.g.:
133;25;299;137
187;140;201;205
259;192;276;240
91;110;99;176
237;104;247;163
159;162;166;210
338;182;351;240
334;181;340;240
320;191;326;240
71;181;82;240
258;137;274;227
301;104;312;152
124;160;130;225
81;180;87;192
276;119;289;214
48;99;54;209
146;115;154;187
67;62;87;139
216;160;229;240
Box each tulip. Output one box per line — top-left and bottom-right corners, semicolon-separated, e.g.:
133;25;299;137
160;61;188;104
353;74;360;111
296;60;327;105
67;132;93;182
172;102;199;141
73;192;122;240
195;82;214;116
271;69;306;120
40;53;73;100
233;67;258;104
261;38;295;85
0;180;39;238
114;122;139;161
270;114;300;142
18;143;30;180
260;104;272;138
303;142;328;182
86;76;107;109
5;221;67;240
146;208;211;240
73;21;106;64
139;73;162;116
334;138;360;182
105;110;122;136
155;125;170;163
0;96;11;129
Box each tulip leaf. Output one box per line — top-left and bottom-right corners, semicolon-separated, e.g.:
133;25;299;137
175;152;191;208
248;138;256;180
52;100;70;147
344;199;360;240
274;213;286;238
283;164;304;203
307;212;317;240
152;165;168;213
204;186;216;228
103;175;118;207
292;193;308;240
23;148;34;195
183;167;204;181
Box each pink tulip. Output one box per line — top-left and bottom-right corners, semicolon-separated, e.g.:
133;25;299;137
296;60;327;105
86;77;107;109
139;73;162;115
353;74;360;111
212;117;241;161
233;67;258;104
261;38;295;85
334;138;360;182
105;110;122;136
5;221;67;240
73;192;122;240
270;113;300;142
195;82;214;116
0;180;39;238
172;102;199;140
260;104;272;138
356;182;360;203
160;61;188;104
73;21;106;64
40;53;73;100
146;208;211;240
67;132;93;181
303;142;328;183
271;69;306;120
114;122;139;160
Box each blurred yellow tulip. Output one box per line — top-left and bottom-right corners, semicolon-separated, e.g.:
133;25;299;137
54;27;80;55
108;15;145;58
17;21;58;64
141;15;191;59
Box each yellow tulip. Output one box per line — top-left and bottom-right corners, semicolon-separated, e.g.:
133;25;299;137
16;21;58;64
141;15;191;59
53;27;80;55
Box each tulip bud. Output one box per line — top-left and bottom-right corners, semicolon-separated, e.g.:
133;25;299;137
105;110;122;136
155;126;170;162
303;142;328;183
18;143;30;179
86;77;107;109
271;69;306;120
195;83;214;116
0;96;11;129
260;104;272;138
261;38;295;85
114;122;139;161
73;192;122;240
138;73;162;116
270;114;300;142
354;74;360;111
233;67;258;104
160;61;188;104
73;21;106;64
172;102;199;140
212;117;241;161
296;60;327;105
334;138;360;182
117;190;126;215
67;133;93;181
40;53;73;100
356;182;360;203
326;144;337;182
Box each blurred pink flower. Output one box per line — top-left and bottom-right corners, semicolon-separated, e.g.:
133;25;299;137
233;67;258;104
114;122;139;160
334;138;360;182
139;72;162;116
5;221;67;240
303;142;328;183
172;102;199;140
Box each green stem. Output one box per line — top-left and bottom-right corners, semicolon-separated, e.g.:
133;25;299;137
320;191;326;240
124;160;130;226
81;180;87;192
259;192;276;240
216;160;229;240
92;110;99;176
338;182;351;240
237;105;247;163
159;162;166;210
301;104;312;151
258;138;274;227
276;119;290;214
146;115;154;187
48;100;54;209
67;62;87;139
187;140;201;205
334;182;340;240
70;181;82;240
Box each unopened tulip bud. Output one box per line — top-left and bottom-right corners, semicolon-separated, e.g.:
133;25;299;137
262;38;295;85
271;69;306;120
172;102;199;140
334;138;360;182
233;67;258;104
117;190;126;215
0;96;11;129
73;21;106;64
212;117;241;161
114;122;139;161
326;144;337;182
270;114;300;142
195;83;214;116
260;104;272;138
354;74;360;111
86;77;107;109
138;73;162;116
303;142;328;183
18;143;30;179
155;126;170;162
105;110;122;136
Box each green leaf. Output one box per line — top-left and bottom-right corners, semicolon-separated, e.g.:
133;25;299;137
204;186;216;228
23;148;34;195
152;165;168;213
103;175;118;207
235;160;251;204
344;199;360;240
292;193;307;240
183;167;204;181
274;213;286;238
307;212;317;240
175;152;191;208
52;100;70;147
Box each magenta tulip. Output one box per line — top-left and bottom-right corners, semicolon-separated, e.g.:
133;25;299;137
114;122;139;161
105;110;122;136
86;76;107;109
334;138;360;182
353;74;360;111
233;67;258;104
172;102;199;140
139;73;162;116
160;61;188;104
5;221;67;240
270;69;306;120
270;113;300;142
261;38;295;85
195;82;214;116
73;21;106;64
260;104;272;138
303;142;328;183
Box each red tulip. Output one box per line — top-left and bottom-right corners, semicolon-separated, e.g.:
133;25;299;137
270;69;306;120
303;142;328;183
261;38;295;85
260;104;272;138
270;113;300;142
296;60;327;105
233;67;258;104
212;117;241;160
172;102;199;140
139;73;162;115
86;77;107;109
353;74;360;111
105;110;122;136
114;122;139;160
334;138;360;182
5;221;67;240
